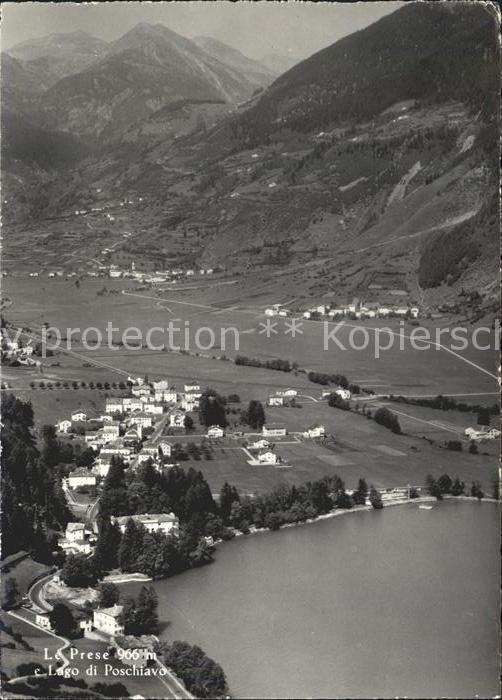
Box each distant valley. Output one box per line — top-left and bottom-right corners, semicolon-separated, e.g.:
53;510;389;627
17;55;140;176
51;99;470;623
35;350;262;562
2;3;499;317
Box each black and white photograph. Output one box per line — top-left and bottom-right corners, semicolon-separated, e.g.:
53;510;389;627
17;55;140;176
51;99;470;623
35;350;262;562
0;1;500;698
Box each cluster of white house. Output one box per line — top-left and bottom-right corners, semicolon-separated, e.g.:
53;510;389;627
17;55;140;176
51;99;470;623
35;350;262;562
58;511;180;557
108;264;215;282
245;422;326;465
264;299;419;321
1;337;38;366
36;601;158;663
267;388;299;406
302;298;419;320
56;378;205;479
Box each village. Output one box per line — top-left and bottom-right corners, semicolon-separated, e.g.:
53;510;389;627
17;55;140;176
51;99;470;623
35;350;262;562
265;299;420;321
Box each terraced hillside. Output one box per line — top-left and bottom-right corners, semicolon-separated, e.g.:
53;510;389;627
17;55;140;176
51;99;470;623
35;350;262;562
2;3;499;313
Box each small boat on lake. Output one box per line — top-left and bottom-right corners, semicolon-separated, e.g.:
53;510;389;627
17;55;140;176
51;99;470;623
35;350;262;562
419;505;433;510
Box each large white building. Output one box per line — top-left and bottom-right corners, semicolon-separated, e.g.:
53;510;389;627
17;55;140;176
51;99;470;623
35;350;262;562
152;380;169;391
93;605;124;638
66;523;86;542
268;395;284;407
142;404;163;415
303;424;326;438
155;389;177;403
258;450;279;465
59;522;94;555
67;469;97;489
129;413;153;428
262;423;287;437
99;443;132;463
71;411;87;422
184;384;200;393
207;425;225;438
112;513;179;536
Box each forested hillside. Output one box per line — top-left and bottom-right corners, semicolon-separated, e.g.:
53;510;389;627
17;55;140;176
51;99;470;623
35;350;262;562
223;3;497;147
1;395;71;559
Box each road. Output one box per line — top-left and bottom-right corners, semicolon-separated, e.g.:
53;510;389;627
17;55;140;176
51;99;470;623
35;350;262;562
6;609;71;684
22;559;193;698
154;657;194;699
28;571;55;613
10;323;132;379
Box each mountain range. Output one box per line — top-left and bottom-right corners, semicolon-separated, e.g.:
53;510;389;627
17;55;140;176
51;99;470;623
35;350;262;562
2;24;280;139
2;3;500;312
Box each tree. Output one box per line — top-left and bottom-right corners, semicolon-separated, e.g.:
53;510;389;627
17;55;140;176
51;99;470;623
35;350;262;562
41;424;59;467
97;582;120;608
369;486;383;509
471;481;484;500
118;519;144;573
199;389;227;428
3;577;20;609
49;603;75;637
352;478;368;505
477;408;490;426
122;587;158;635
184;415;194;431
244;400;266;430
468;441;478;454
61;554;99;588
491;477;499;501
93;516;121;573
16;662;47;676
335;489;353;509
425;474;442;499
162;641;229;699
219;482;240;523
374;407;401;434
451;477;465;496
437;474;452;495
137;585;159;633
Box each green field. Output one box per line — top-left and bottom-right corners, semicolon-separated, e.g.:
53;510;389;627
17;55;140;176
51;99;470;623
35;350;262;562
3;277;498;399
2;277;497;495
162;400;497;494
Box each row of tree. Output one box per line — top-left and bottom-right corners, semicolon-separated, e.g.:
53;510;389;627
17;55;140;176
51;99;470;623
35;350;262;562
425;473;494;500
235;355;294;372
160;641;228;698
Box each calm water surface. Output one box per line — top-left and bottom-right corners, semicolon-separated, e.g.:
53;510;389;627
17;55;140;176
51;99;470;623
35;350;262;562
129;502;500;698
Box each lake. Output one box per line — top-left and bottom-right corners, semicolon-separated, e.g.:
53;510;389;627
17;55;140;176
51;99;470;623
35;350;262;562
126;501;500;698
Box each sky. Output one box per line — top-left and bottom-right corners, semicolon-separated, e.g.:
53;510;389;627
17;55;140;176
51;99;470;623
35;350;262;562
1;1;404;61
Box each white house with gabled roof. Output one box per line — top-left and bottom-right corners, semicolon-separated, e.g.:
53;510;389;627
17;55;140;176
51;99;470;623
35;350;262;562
258;450;279;465
303;424;326;438
207;425;225;438
56;419;72;433
93;605;124;638
67;468;97;489
169;410;185;428
71;411;87;422
262;423;287;437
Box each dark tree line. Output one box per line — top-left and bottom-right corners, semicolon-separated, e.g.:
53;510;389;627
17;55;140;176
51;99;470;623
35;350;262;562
235;355;293;372
91;460;386;581
425;473;494;500
160;641;228;699
373;407;402;434
389;394;498;418
1;395;71;559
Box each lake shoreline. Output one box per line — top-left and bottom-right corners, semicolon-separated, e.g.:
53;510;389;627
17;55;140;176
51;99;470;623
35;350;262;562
142;499;499;699
219;493;497;547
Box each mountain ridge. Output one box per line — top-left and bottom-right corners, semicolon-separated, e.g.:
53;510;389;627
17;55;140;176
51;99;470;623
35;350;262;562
2;4;499;309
